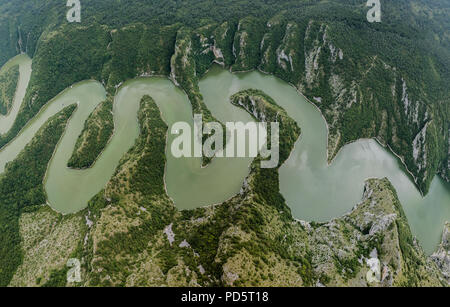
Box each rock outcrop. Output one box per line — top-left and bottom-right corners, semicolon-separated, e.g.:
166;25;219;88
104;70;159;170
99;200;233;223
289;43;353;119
431;222;450;284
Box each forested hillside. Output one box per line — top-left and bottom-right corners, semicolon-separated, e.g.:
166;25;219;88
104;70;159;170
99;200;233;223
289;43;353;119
0;64;19;115
0;0;447;194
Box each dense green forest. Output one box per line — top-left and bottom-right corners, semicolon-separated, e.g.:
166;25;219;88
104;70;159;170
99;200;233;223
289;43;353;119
0;23;109;150
230;89;301;165
0;64;19;115
68;98;114;169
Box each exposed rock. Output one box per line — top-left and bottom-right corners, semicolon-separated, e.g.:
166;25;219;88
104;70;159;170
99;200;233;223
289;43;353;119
307;179;446;287
412;122;429;173
431;222;450;284
9;206;84;287
164;224;175;246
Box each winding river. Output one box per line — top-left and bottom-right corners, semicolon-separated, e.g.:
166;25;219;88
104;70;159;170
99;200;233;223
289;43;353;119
0;55;449;254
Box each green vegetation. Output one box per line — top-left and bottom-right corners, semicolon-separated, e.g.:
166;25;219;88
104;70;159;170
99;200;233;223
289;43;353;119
231;17;265;72
107;95;169;199
0;23;110;150
41;267;70;287
0;105;76;286
8;205;85;287
0;0;448;287
137;24;180;77
0;86;444;286
82;89;445;287
0;64;19;115
0;0;447;192
84;91;311;286
0;1;447;192
85;95;176;286
260;14;288;74
170;26;228;165
68;98;114;169
230;89;301;165
213;22;236;67
260;16;306;86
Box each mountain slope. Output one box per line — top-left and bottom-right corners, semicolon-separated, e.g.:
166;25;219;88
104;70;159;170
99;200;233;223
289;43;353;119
0;0;447;193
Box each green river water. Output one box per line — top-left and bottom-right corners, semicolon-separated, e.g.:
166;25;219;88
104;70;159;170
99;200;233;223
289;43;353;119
0;56;448;254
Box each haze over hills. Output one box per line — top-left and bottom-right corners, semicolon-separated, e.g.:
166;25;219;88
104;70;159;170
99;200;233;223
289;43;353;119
0;0;448;287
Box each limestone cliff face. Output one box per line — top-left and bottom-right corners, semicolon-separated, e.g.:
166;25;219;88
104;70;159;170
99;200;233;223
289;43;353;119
231;17;265;72
431;222;450;284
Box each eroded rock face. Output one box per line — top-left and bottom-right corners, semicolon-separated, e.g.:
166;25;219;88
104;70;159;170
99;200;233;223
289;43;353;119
304;179;445;287
439;132;449;183
431;222;450;284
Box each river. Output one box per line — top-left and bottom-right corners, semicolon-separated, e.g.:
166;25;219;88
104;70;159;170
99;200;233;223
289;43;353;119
0;56;448;254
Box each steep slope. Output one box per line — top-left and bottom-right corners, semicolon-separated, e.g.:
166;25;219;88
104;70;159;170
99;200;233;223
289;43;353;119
231;17;265;72
0;23;110;150
9;205;85;287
